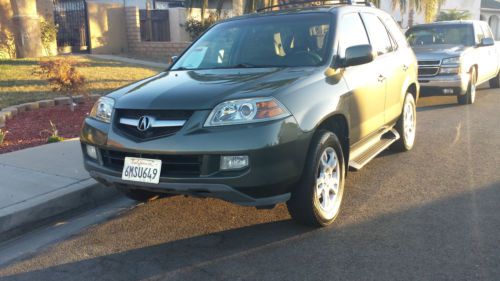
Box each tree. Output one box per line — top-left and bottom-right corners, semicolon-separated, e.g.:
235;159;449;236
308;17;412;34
436;9;471;21
185;0;228;24
392;0;445;25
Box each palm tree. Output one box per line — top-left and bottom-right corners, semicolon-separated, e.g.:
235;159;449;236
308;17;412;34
436;9;471;21
392;0;445;25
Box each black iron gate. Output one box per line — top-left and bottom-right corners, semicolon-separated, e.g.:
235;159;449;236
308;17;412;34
52;0;90;52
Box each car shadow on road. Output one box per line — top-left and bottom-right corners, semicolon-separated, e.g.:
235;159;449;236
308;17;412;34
1;181;499;281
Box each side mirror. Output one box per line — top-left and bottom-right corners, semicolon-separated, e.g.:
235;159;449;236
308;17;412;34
480;37;495;47
344;45;376;67
169;56;179;64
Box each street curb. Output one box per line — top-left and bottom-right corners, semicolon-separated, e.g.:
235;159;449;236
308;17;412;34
0;179;119;241
0;94;100;129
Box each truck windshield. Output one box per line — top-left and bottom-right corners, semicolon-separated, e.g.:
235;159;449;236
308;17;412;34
406;25;475;47
171;13;332;70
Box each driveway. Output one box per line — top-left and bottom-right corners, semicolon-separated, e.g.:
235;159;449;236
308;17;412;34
0;88;499;281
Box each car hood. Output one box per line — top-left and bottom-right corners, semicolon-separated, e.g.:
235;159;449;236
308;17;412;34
109;67;317;110
411;44;470;60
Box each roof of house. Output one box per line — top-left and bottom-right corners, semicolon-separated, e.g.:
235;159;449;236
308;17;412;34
482;0;500;9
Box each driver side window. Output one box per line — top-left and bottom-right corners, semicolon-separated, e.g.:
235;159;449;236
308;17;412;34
338;13;370;59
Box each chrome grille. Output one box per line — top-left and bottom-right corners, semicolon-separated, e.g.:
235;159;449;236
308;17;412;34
418;60;441;77
114;109;192;141
418;67;440;77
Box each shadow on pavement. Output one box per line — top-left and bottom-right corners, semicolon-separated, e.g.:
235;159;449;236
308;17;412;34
1;182;499;281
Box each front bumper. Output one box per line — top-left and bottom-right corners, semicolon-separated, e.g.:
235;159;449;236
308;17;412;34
80;111;311;206
418;74;469;96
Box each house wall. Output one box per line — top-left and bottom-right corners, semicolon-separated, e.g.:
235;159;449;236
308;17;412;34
87;1;128;54
125;6;190;59
481;11;500;39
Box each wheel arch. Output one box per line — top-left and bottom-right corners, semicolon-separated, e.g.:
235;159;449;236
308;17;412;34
316;113;350;166
407;82;418;102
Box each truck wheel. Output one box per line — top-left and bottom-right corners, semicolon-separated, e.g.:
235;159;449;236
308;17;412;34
118;188;168;202
489;72;500;89
287;130;345;227
393;92;416;152
458;68;476;105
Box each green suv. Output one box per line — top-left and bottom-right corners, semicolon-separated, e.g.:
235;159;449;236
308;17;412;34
81;1;419;226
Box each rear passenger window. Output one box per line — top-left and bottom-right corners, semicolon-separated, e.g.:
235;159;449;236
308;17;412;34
338;13;369;58
361;13;393;55
383;15;408;48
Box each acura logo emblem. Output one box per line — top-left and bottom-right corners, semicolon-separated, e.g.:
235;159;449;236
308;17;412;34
137;116;152;132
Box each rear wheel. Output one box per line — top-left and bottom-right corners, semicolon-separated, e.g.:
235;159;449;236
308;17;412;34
393;92;416;152
458;68;476;105
287;130;345;227
489;71;500;88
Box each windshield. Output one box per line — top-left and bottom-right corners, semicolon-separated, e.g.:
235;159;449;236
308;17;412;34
406;25;475;47
171;13;332;70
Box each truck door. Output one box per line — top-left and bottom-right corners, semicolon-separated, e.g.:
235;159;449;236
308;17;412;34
338;13;386;143
480;22;499;81
360;12;405;125
474;22;496;83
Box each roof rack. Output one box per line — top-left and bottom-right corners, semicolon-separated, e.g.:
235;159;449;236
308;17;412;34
256;0;374;12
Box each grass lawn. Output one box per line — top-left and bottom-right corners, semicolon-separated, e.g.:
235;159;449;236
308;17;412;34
0;56;162;109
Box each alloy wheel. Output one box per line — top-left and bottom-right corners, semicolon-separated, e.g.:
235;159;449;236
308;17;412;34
314;147;341;220
403;99;416;147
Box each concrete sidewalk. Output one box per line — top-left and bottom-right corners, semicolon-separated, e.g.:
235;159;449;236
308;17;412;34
0;140;118;239
88;54;169;69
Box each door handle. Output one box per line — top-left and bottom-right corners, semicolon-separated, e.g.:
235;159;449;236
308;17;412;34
403;64;409;71
378;74;386;82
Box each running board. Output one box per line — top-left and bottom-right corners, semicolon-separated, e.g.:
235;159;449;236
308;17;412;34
349;128;400;171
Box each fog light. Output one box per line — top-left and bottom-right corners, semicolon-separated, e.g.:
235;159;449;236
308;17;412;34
86;145;98;160
443;89;454;94
220;155;249;170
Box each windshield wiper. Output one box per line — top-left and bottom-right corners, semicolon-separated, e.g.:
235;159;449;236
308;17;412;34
215;63;282;69
171;67;192;71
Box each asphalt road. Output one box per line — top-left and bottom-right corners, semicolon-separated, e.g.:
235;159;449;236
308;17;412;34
0;88;499;281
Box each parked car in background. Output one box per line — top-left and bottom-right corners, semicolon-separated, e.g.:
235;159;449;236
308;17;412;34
406;20;500;105
81;1;419;227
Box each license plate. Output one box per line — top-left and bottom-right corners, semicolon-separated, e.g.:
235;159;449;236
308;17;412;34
122;157;162;184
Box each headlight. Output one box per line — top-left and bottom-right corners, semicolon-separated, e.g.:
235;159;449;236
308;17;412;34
89;97;115;123
204;97;291;127
442;57;460;65
439;67;460;74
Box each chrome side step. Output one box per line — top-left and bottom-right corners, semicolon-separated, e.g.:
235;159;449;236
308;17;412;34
349;128;400;171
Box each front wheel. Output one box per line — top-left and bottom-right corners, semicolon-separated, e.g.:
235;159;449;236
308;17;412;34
287;130;345;227
392;92;416;152
458;68;476;105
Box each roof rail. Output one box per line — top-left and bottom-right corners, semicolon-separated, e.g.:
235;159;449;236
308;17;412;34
256;0;374;12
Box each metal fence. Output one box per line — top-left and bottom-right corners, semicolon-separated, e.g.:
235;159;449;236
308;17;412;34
139;10;171;42
52;0;90;52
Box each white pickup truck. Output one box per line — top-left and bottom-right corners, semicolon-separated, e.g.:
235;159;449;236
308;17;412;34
406;20;500;104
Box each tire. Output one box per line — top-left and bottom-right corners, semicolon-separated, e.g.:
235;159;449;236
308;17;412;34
118;188;167;202
489;71;500;89
287;130;345;227
392;92;417;152
458;68;476;105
